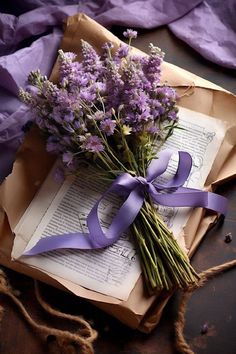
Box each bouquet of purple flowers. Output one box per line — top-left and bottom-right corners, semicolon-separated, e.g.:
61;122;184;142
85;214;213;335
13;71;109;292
20;30;199;294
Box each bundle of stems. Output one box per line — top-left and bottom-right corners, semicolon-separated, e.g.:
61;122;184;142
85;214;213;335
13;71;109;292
132;200;199;294
94;121;199;294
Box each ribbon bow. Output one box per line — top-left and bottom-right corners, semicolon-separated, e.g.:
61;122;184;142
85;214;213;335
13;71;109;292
24;149;227;256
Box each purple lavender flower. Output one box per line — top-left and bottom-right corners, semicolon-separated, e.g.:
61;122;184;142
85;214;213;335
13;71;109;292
64;111;74;122
55;90;72;106
44;121;60;135
123;29;138;39
161;87;177;100
76;74;89;87
81;40;102;76
54;167;65;183
94;82;106;93
100;119;116;136
35;116;45;129
140;45;164;87
46;139;61;154
26;85;39;96
65;52;77;61
80;88;96;102
102;42;114;51
93;111;105;121
41;81;60;103
116;44;129;59
19;33;184;294
63;124;75;133
73;120;81;130
147;125;160;134
168;110;178;121
129;90;148;109
61;135;72;146
83;135;104;153
20;33;179;175
58;50;83;89
52;106;63;123
62;151;74;166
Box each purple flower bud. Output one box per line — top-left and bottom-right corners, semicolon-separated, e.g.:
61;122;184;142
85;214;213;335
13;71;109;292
102;42;114;51
52;105;61;118
26;85;39;96
94;82;106;93
63;124;75;133
54;167;65;183
35;116;45;129
116;44;130;59
73;120;81;130
168;110;178;121
80;89;96;102
46;141;60;153
64;111;74;122
123;29;138;39
82;135;104;153
62;135;71;146
62;151;74;166
59;51;77;62
147;125;160;134
93;111;105;121
100;119;116;136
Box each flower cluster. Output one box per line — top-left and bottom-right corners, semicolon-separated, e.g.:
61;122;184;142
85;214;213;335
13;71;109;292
20;30;178;172
19;31;198;294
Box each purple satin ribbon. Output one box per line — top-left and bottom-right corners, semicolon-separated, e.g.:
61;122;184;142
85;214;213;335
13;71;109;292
23;149;227;256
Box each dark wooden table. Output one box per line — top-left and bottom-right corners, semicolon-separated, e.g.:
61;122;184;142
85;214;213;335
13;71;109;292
1;27;236;354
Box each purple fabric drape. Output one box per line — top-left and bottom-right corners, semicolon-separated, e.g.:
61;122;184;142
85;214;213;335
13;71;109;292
169;0;236;70
0;0;235;182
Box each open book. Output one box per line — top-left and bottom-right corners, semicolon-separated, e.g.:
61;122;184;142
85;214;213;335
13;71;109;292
12;107;226;300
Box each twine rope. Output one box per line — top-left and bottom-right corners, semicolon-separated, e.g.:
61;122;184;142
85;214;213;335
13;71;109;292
0;269;97;354
175;259;236;354
1;259;236;354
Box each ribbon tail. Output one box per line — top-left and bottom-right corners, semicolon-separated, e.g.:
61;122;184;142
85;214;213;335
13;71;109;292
204;190;228;215
23;175;143;256
176;187;228;215
151;186;228;215
87;186;144;247
23;232;95;256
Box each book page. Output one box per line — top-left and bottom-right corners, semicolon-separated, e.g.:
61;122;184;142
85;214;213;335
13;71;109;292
12;107;226;300
157;107;226;243
14;165;141;301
